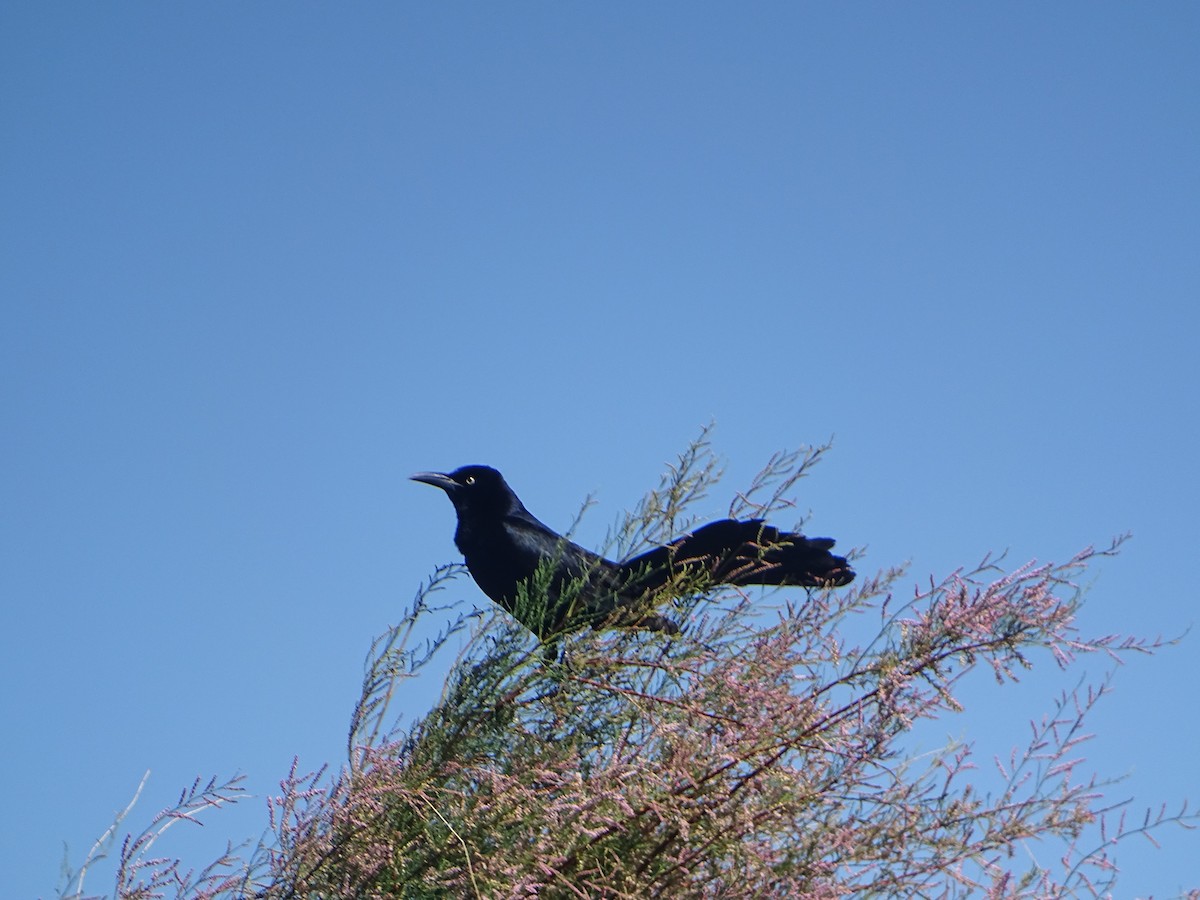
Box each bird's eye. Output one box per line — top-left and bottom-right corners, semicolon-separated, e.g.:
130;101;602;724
464;475;476;485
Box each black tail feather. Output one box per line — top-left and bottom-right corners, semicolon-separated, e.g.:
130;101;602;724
620;518;854;595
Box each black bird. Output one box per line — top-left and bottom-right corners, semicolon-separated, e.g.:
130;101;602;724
411;465;854;640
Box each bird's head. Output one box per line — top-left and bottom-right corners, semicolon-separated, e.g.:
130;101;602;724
410;465;520;518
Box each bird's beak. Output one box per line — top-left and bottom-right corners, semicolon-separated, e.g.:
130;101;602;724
410;471;458;492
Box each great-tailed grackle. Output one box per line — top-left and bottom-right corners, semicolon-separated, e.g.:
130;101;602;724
411;465;854;640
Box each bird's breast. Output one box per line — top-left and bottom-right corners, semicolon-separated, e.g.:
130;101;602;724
454;521;539;608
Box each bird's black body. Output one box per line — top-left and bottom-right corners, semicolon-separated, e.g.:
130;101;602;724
411;465;854;640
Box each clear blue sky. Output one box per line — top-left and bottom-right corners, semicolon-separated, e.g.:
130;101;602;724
2;4;1197;896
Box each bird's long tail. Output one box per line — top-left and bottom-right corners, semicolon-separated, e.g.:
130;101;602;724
620;518;854;594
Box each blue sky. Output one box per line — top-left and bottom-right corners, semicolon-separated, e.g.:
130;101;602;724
2;4;1197;896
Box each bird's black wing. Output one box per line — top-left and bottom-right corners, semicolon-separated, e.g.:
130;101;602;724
492;511;633;637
